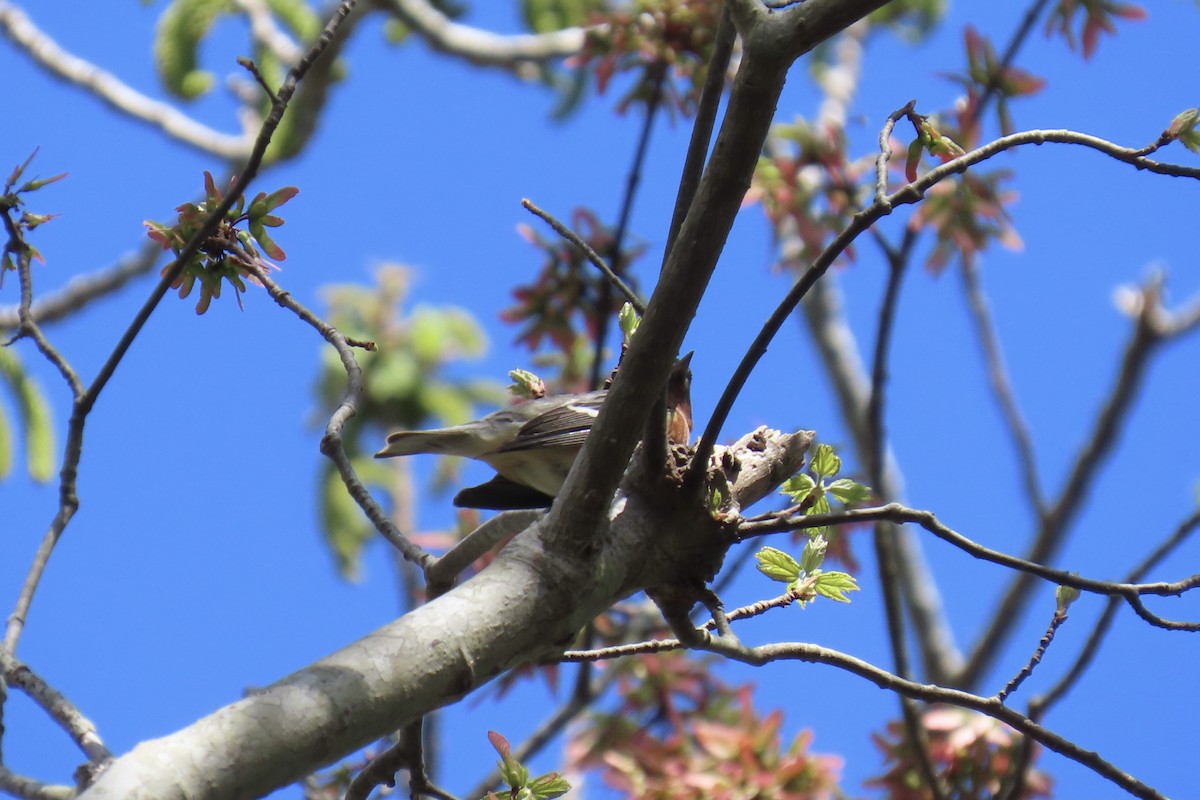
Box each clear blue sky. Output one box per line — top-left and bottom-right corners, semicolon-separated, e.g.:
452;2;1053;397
3;2;1199;798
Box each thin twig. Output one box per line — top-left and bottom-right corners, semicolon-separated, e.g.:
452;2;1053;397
234;0;304;67
251;268;436;569
520;199;643;314
996;607;1067;702
957;276;1184;687
698;636;1168;800
1035;507;1200;712
960;258;1046;514
865;233;947;800
740;503;1200;608
567;628;1169;799
590;62;665;390
688;126;1200;493
0;768;71;800
1;650;110;764
663;4;736;262
0;241;162;331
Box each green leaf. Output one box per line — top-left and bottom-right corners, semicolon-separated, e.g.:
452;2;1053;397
1056;583;1081;612
618;301;640;345
0;396;13;479
0;349;56;482
813;571;859;603
810;443;841;480
755;546;801;583
800;534;827;573
248;185;299;218
249;219;286;260
265;0;321;40
528;772;571;799
780;471;816;503
154;0;231;99
16;172;67;194
828;477;872;507
6;149;39;189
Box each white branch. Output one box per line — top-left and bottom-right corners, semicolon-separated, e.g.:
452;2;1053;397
0;1;250;159
381;0;588;71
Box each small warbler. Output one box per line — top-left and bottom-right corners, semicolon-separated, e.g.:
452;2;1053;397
375;353;693;509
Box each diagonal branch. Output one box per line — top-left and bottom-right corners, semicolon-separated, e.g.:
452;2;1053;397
0;1;250;159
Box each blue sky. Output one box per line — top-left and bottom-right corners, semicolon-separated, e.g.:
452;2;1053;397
3;1;1199;798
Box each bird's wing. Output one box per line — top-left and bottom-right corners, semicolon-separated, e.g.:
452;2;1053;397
491;391;606;453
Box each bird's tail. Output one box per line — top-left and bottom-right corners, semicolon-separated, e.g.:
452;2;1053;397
374;423;497;459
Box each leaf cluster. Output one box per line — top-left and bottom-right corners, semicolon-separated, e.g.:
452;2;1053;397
144;171;297;313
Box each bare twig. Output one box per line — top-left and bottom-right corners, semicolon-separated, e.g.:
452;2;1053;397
689;126;1200;494
567;626;1169;800
346;719;459;800
864;233;947;800
520;199;643;314
1;204;82;398
697;637;1168;800
957;276;1191;687
1;650;110;764
590;62;666;389
250;268;435;569
0;241;162;331
1035;507;1200;712
0;1;249;159
997;607;1067;702
960;258;1046;514
663;4;736;261
740;503;1200;609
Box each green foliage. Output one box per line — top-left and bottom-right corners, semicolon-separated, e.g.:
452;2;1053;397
618;301;640;346
0;349;55;483
2;150;67;283
154;0;232;99
756;536;860;607
144;171;298;313
759;443;868;604
508;368;547;400
521;0;605;33
780;443;872;537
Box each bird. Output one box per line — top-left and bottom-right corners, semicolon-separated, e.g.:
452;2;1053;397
375;353;694;509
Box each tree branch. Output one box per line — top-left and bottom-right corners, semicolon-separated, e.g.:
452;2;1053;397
376;0;588;71
0;1;250;159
